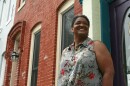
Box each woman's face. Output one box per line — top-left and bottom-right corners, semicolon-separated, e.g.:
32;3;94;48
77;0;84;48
72;17;89;38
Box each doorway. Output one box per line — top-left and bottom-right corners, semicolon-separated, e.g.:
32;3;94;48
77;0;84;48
110;0;130;86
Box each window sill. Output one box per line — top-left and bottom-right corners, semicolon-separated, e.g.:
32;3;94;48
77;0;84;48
17;1;25;12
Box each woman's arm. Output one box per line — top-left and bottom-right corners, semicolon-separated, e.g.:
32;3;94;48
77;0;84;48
94;41;115;86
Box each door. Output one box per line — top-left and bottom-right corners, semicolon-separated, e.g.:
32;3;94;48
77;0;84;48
110;0;130;86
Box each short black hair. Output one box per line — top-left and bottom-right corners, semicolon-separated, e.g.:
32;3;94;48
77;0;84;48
71;14;90;27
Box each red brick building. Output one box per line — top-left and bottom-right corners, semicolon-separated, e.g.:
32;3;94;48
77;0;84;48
4;0;82;86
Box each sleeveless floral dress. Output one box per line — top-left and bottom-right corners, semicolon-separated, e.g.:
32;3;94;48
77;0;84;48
58;37;102;86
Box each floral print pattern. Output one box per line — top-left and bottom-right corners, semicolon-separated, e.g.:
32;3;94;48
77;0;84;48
58;37;102;86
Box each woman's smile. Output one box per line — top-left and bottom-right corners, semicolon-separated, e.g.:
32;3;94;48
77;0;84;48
78;26;87;30
72;17;89;37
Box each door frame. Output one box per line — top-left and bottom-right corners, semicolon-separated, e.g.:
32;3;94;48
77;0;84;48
110;0;130;86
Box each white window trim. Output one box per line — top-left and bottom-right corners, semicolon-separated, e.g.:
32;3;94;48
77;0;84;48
55;0;74;86
17;0;25;12
6;18;12;26
0;1;4;26
27;24;41;86
6;4;15;26
7;0;11;21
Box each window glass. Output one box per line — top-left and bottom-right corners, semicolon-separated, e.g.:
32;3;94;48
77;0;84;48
22;0;25;3
123;8;130;86
61;7;74;52
31;31;41;86
18;0;26;10
21;0;25;4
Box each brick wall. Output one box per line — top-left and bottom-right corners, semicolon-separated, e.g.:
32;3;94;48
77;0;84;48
74;0;82;14
4;0;82;86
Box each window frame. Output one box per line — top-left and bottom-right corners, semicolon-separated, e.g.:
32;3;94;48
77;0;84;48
55;0;74;86
0;1;4;26
0;51;6;86
6;0;11;21
30;31;40;86
122;8;130;85
17;0;26;12
61;6;74;52
27;24;41;86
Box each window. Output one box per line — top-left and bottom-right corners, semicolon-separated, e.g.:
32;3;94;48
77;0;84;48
21;0;25;3
55;0;74;86
18;0;26;11
7;0;11;21
0;1;4;26
0;52;6;86
27;24;41;86
31;31;40;86
61;7;74;52
123;8;130;86
5;0;15;26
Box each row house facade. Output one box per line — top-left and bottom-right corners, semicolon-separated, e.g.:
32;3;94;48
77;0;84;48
2;0;130;86
4;0;83;86
0;0;17;86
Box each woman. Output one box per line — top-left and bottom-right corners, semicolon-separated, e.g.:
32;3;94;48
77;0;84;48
58;14;114;86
